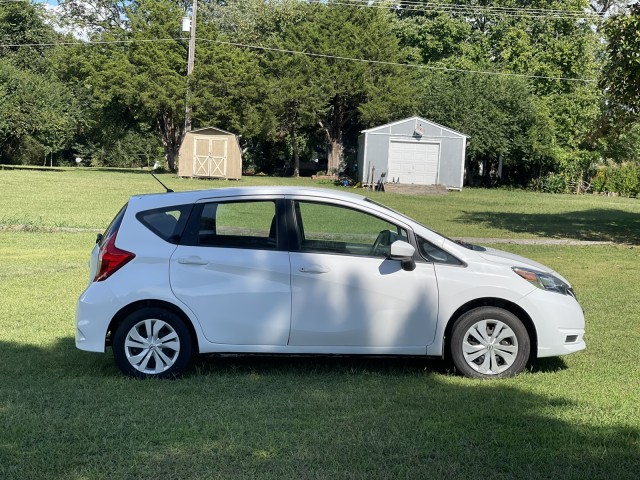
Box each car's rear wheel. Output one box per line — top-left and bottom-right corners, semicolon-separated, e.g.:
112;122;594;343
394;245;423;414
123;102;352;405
113;308;193;378
450;307;530;379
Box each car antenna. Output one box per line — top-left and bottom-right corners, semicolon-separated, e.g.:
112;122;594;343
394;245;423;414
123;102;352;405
150;171;174;193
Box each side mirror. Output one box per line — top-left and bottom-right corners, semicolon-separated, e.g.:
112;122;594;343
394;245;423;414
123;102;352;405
96;233;103;245
389;240;416;271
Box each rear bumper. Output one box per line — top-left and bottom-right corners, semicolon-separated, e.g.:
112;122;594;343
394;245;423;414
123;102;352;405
75;282;118;353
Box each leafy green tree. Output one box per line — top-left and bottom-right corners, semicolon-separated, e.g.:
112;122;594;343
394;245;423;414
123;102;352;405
279;3;416;173
210;0;416;174
419;69;555;185
0;61;79;165
262;52;328;176
602;4;640;119
62;0;191;170
393;0;601;184
249;2;329;176
0;2;80;164
0;1;57;73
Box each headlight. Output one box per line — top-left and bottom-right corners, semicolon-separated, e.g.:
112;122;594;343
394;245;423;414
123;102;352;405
512;267;575;297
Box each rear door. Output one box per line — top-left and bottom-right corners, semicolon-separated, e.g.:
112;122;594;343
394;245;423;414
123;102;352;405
169;196;291;345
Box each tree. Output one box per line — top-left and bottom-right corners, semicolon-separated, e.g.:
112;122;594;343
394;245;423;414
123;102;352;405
63;0;191;170
0;61;79;165
418;69;555;185
0;2;80;164
210;0;416;175
0;1;57;73
262;51;328;176
392;0;601;184
251;2;329;177
190;41;270;171
602;4;640;119
285;3;416;173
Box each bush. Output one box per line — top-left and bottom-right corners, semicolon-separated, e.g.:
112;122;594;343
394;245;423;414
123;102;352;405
610;163;640;197
589;163;640;197
591;169;607;193
532;173;569;193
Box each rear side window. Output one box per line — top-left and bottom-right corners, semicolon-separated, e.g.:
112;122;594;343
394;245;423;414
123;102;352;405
137;205;192;244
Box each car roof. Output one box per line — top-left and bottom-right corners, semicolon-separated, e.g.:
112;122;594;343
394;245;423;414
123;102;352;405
129;186;367;207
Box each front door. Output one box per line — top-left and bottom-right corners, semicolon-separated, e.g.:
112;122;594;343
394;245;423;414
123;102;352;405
287;199;439;349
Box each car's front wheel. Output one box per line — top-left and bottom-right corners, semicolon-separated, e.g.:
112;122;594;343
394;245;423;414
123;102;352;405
113;308;193;378
450;307;530;379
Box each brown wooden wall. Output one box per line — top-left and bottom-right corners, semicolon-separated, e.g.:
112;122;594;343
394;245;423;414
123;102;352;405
178;129;242;179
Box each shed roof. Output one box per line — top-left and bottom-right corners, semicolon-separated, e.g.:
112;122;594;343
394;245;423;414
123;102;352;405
189;126;237;136
361;116;467;139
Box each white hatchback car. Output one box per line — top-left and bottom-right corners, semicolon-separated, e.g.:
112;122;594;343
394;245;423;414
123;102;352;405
76;187;585;379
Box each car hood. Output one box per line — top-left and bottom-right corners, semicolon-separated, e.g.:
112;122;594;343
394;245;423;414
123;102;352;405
477;247;571;285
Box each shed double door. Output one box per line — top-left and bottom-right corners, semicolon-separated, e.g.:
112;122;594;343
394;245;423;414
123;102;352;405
388;141;440;185
193;136;228;178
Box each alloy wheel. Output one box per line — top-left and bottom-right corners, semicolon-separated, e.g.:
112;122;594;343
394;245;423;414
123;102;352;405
124;319;181;374
462;319;519;375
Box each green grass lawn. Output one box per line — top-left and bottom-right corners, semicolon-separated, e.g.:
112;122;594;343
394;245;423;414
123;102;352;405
1;168;639;242
1;169;639;479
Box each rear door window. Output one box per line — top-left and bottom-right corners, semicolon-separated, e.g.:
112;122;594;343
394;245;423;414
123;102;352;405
183;200;280;250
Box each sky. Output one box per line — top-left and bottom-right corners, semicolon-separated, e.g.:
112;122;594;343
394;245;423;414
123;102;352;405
32;0;92;40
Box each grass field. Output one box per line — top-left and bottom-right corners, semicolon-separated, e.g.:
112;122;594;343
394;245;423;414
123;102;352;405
1;169;639;479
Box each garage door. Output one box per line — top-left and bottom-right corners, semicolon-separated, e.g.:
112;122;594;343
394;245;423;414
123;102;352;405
387;141;440;185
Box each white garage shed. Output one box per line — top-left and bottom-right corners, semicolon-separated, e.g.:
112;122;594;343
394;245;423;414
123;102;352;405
357;116;468;190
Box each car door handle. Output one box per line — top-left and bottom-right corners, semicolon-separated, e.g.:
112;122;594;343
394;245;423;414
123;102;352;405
299;265;330;274
177;256;209;266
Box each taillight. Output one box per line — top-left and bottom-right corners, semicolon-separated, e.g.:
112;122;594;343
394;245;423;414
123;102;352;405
94;232;135;282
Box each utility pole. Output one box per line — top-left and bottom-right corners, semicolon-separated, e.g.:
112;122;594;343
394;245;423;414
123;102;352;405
184;0;198;133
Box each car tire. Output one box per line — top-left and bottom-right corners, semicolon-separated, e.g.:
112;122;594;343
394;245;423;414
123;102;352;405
113;308;193;378
450;307;530;379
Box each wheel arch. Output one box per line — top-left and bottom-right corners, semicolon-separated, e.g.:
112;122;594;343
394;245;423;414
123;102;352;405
107;299;200;354
444;297;537;361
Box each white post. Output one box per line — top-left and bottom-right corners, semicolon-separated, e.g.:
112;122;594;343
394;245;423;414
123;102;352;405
184;0;198;133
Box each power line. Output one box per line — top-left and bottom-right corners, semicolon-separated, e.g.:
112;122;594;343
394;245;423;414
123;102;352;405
315;0;604;20
365;0;602;16
202;38;596;83
0;38;180;47
0;37;596;83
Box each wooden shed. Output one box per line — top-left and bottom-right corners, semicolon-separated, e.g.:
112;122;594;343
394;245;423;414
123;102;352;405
178;127;242;179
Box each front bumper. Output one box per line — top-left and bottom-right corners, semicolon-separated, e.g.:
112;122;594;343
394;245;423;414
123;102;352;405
517;288;586;358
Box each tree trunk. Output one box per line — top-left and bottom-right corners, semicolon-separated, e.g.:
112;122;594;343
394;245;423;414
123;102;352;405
165;148;179;172
321;100;345;176
157;111;183;172
328;138;342;175
291;125;299;178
